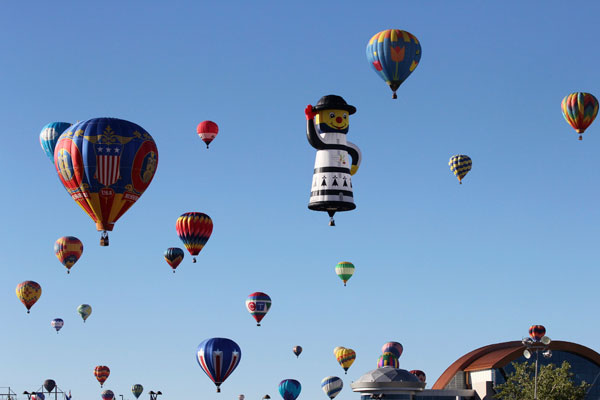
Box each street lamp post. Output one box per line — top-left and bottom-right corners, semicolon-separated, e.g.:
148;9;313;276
22;391;31;400
522;325;552;400
148;391;162;400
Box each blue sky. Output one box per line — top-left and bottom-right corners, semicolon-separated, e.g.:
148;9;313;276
1;1;600;399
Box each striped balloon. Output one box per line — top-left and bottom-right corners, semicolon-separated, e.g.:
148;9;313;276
321;376;343;400
381;342;403;359
196;337;241;392
54;236;83;274
16;281;41;313
176;212;213;263
40;122;71;164
278;379;301;400
101;390;114;400
410;370;426;383
246;292;272;326
366;29;422;99
561;92;598;140
449;155;472;184
529;325;546;342
164;247;185;272
131;384;143;399
78;304;92;322
51;318;64;333
335;262;355;286
377;352;399;368
94;365;110;387
333;346;344;357
336;348;356;374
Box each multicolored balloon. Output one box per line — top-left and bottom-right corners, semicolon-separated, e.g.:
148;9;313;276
381;342;403;359
377;352;399;368
197;121;219;148
176;212;213;263
410;370;426;383
196;337;241;392
321;376;343;400
366;29;422;99
335;262;355;286
51;318;64;333
333;346;344;357
78;304;92;322
561;92;598;140
529;325;546;342
131;384;143;399
54;118;158;246
164;247;185;272
31;393;44;400
449;155;472;184
94;365;110;387
44;379;56;393
278;379;301;400
40;122;71;164
246;292;272;326
101;390;114;400
293;346;303;358
336;348;356;374
54;236;83;274
16;281;41;313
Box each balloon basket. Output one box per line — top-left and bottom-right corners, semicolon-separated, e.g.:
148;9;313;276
329;217;335;227
193;258;197;263
392;92;398;99
27;310;30;314
217;388;221;393
100;231;109;247
579;135;583;140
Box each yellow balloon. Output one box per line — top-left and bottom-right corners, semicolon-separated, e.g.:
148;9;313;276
336;348;356;374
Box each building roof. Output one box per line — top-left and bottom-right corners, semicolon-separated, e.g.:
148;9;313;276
432;340;600;390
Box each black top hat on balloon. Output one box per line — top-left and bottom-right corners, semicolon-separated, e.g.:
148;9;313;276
312;95;356;115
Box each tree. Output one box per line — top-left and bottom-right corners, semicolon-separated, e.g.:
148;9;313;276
494;361;589;400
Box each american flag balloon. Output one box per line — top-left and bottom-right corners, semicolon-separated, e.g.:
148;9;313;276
196;337;242;392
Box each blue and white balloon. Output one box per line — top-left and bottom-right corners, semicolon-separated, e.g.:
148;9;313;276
196;337;241;392
39;122;71;164
321;376;342;399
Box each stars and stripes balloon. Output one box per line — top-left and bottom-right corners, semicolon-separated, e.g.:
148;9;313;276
293;346;303;358
197;120;219;148
54;118;158;246
561;92;598;140
131;384;143;399
196;337;242;393
529;325;546;342
176;212;213;263
366;29;422;99
449;155;472;184
278;379;301;400
246;292;272;326
51;318;64;333
54;236;83;274
16;281;41;313
321;376;343;400
381;342;403;359
94;365;110;387
335;262;355;286
78;304;92;322
40;122;71;164
336;348;356;374
164;247;185;272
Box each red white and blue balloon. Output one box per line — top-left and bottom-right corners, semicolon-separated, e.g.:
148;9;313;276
51;318;64;333
196;337;242;392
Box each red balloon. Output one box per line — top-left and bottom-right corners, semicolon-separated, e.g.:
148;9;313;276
529;325;546;341
94;366;110;387
197;121;219;148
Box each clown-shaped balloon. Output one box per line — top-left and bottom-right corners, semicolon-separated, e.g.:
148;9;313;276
305;95;361;226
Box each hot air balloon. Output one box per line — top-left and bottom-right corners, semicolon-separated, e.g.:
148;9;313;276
410;370;426;383
333;346;344;356
561;92;598;140
335;262;355;286
78;304;92;322
336;348;356;374
239;396;245;400
196;337;241;392
263;396;271;400
51;318;64;333
40;122;71;164
449;155;472;184
44;379;56;393
53;118;158;246
246;292;272;326
377;352;399;368
366;29;422;99
131;384;143;399
16;281;41;313
94;366;110;387
31;393;44;400
54;236;83;274
381;342;403;359
278;379;301;400
293;346;303;358
529;325;546;342
197;121;219;149
164;247;184;272
176;212;213;263
321;376;343;400
101;390;114;400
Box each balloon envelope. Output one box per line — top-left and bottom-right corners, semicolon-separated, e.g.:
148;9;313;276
449;155;472;184
561;92;598;139
54;118;158;244
278;379;301;400
101;390;114;400
131;384;143;399
94;366;110;387
410;370;426;383
321;376;343;400
293;346;303;358
164;247;185;272
175;212;213;262
377;352;399;368
43;379;56;393
78;304;92;322
196;337;241;392
51;318;64;333
381;342;403;359
31;393;44;400
335;262;355;286
40;122;71;164
246;292;272;326
336;348;356;373
16;281;41;313
197;120;219;148
529;325;546;341
54;236;83;273
366;29;421;98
